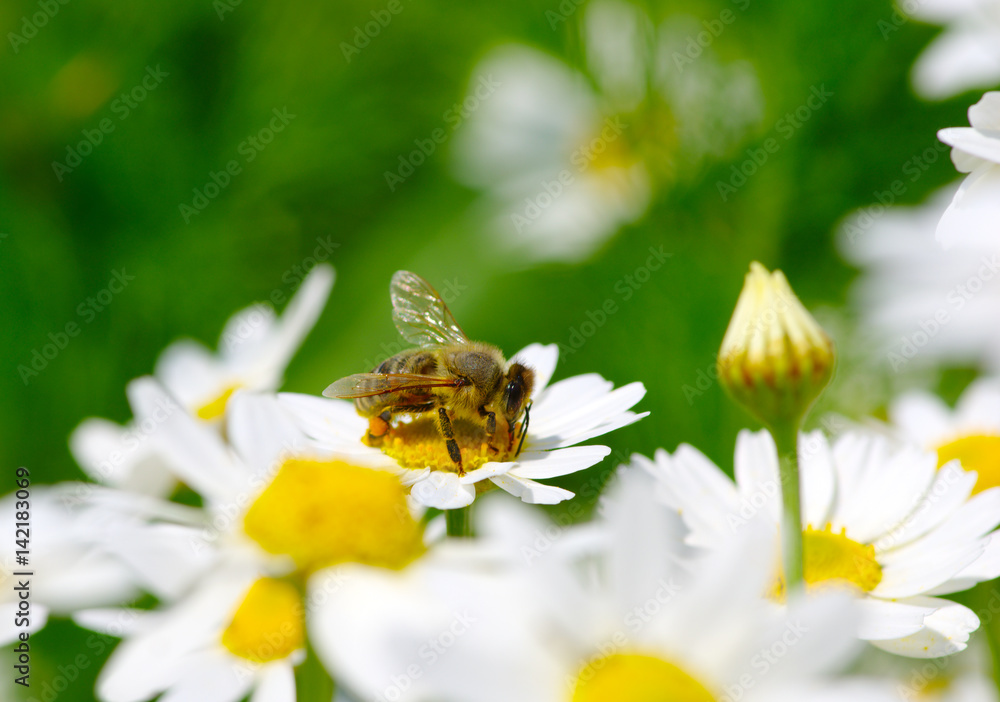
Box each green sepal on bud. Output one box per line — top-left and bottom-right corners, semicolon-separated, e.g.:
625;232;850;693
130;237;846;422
718;262;835;428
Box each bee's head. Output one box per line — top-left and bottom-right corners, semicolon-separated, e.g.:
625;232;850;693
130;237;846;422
501;363;534;422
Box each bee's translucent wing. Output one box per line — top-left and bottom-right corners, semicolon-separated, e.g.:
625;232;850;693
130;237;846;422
323;373;462;399
390;270;468;347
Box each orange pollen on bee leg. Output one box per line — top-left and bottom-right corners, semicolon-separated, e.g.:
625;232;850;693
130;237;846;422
369;416;390;438
378;415;521;473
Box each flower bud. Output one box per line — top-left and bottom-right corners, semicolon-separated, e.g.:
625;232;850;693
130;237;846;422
718;262;834;427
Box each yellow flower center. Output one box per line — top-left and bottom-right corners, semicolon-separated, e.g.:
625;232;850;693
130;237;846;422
570;653;715;702
771;525;883;599
935;433;1000;495
375;415;521;475
221;578;304;663
195;385;240;421
243;458;425;573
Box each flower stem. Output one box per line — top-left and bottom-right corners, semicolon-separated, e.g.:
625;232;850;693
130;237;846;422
771;421;804;592
446;506;472;538
295;629;335;702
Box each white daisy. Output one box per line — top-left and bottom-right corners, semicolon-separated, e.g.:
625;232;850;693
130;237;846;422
891;376;1000;498
908;0;1000;100
643;428;1000;657
320;468;897;702
78;565;304;702
279;342;648;509
839;184;1000;373
937;92;1000;247
451;0;762;264
68;264;333;495
0;487;139;645
74;386;446;701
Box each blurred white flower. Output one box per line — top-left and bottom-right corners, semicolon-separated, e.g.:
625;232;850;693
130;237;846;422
938;92;1000;246
644;428;1000;657
78;569;304;702
452;0;762;264
326;468;897;702
280;343;647;509
69;264;334;495
839;185;1000;373
0;488;139;645
891;376;1000;497
908;0;1000;100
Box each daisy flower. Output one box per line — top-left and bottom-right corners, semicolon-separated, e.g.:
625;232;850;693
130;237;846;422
907;0;1000;100
73;385;482;701
68;264;334;495
322;468;897;702
643;428;1000;657
0;488;139;645
451;0;762;264
279;343;647;509
938;92;1000;247
890;376;1000;497
839;184;1000;373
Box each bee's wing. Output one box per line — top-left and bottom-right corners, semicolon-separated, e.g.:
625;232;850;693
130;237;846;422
390;270;469;347
323;373;462;399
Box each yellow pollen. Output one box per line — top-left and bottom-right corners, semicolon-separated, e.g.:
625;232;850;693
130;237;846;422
772;525;882;599
375;415;520;475
243;458;425;573
570;653;716;702
195;385;240;421
935;433;1000;494
221;578;304;663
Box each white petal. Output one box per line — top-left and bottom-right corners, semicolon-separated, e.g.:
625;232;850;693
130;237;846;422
937;165;1000;248
508;446;611;480
651;445;742;549
734;429;781;525
925;531;1000;595
73;607;146;638
873;539;984;598
241;263;335;384
410;472;476;509
799;430;835;527
459;461;515;484
532;381;646;440
510;343;559;395
534;409;648;449
489;473;574;504
939;127;1000;169
227;392;310;482
868;597;979;658
251;662;296;702
855;598;932;641
157;651;255;702
155;339;229;412
277;393;391;465
889;391;952;446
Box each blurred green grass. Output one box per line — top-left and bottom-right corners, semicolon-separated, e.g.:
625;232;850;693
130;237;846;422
0;0;981;698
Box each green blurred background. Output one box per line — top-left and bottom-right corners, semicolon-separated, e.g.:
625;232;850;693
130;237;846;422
0;0;983;698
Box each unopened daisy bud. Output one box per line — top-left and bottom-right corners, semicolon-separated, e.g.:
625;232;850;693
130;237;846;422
718;262;835;428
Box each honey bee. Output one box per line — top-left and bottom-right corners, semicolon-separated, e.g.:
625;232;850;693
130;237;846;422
323;271;535;473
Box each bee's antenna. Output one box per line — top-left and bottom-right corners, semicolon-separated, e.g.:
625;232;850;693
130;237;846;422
515;401;531;456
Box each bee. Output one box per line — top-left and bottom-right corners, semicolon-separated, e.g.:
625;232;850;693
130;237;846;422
323;271;535;473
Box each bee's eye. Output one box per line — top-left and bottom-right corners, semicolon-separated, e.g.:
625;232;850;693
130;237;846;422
504;378;525;416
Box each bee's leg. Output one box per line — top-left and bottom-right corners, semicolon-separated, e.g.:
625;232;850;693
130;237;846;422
478;406;499;452
437;407;463;473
